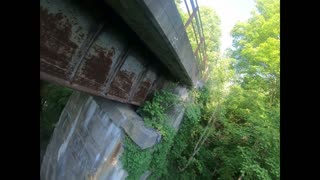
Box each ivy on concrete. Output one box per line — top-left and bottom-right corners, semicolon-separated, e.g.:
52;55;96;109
121;89;180;180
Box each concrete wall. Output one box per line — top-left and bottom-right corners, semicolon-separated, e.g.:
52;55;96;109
40;85;189;179
105;0;199;86
40;92;127;180
40;90;164;179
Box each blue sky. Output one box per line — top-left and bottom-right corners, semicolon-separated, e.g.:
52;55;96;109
197;0;256;53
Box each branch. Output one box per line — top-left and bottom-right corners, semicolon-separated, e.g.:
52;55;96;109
179;104;220;172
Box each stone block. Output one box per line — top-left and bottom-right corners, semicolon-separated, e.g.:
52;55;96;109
95;97;161;149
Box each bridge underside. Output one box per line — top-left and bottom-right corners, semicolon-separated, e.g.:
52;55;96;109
40;0;196;178
40;0;198;106
40;0;174;106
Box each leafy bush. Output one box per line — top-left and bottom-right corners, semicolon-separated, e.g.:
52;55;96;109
121;89;180;180
40;81;73;159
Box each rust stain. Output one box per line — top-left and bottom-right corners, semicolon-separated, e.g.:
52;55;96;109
39;6;169;106
107;70;135;99
40;61;67;79
131;80;151;104
88;141;122;180
40;7;78;79
73;45;115;91
111;142;122;160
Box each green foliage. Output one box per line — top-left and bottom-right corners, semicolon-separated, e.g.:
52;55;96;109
122;1;280;179
169;102;201;160
164;1;279;179
148;124;175;179
138;90;179;135
206;0;280;178
121;136;152;180
231;0;280;105
165;87;217;179
121;89;180;180
40;81;73;151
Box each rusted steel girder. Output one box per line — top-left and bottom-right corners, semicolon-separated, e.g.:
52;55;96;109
40;0;169;106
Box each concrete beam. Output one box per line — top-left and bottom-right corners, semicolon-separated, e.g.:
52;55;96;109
105;0;199;87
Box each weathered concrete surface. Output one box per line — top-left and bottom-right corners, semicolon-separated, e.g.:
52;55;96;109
105;0;199;86
40;91;128;180
40;90;163;179
196;79;205;89
95;97;161;149
165;86;189;131
166;103;185;131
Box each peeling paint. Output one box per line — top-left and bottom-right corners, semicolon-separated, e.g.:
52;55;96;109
73;45;115;90
40;0;169;106
40;7;78;79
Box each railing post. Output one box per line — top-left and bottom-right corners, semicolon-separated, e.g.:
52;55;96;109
179;0;210;80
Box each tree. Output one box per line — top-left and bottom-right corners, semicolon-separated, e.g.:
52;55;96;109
212;0;280;179
168;0;280;179
124;1;280;179
231;0;280;105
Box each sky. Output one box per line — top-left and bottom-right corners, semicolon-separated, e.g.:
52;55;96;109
197;0;256;53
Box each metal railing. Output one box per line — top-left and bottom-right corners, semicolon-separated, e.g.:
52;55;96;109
182;0;208;79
